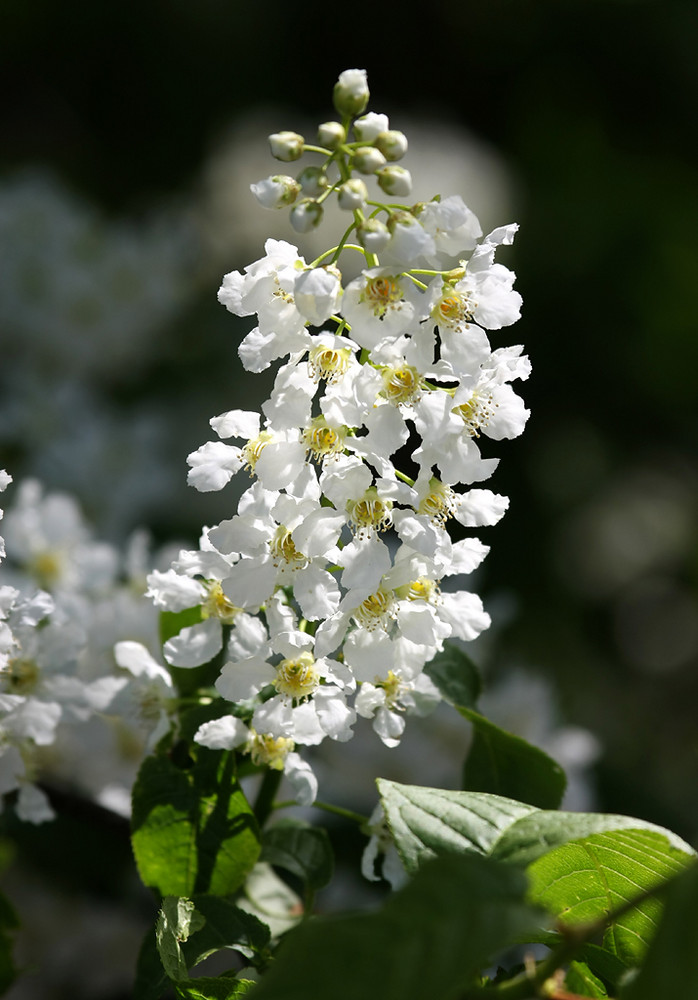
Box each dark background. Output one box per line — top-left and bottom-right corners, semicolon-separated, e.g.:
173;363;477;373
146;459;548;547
1;0;697;993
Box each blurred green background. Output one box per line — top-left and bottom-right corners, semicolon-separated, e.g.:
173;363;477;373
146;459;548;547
1;1;697;992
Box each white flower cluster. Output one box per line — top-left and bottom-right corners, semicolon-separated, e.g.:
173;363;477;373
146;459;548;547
0;478;170;822
147;69;531;805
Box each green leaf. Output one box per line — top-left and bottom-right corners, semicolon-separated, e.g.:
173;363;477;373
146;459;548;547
619;861;698;998
528;828;694;966
459;707;567;809
377;780;696;875
423;642;481;708
261;819;334;891
377;780;536;875
156;897;206;981
131;749;260;896
250;853;546;1000
134;926;170;1000
175;978;255;1000
566;960;609;997
160;607;203;646
183;895;270;970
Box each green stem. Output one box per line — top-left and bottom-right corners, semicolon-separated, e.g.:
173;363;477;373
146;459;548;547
395;469;415;487
253;767;284;828
311;800;370;826
302;144;333;156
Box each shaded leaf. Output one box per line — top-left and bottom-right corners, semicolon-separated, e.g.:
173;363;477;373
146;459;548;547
566;960;609;997
250;853;545;1000
423;642;481;709
261;819;333;891
236;863;303;940
619;860;698;999
131;749;260;897
460;707;567;809
184;895;270;970
528;828;694;966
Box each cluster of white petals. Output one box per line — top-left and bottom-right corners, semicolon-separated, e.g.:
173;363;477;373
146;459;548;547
0;477;166;822
150;70;531;804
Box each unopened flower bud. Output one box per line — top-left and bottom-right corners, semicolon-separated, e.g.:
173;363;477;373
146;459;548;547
356;218;391;253
268;131;305;162
337;178;368;211
374;129;408;161
354;112;389;143
353;146;387;175
290;198;324;233
317;121;346;149
376;165;413;197
297;165;330;198
250;175;301;209
333;68;370;117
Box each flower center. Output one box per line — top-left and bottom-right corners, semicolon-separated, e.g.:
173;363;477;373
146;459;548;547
347;488;393;537
377;670;406;709
417;478;456;527
308;345;352;383
303;416;346;461
361;275;403;316
274;652;319;700
201;581;240;624
247;729;295;770
380;365;421;406
353;587;396;631
408;576;439;602
30;551;62;587
269;526;308;569
4;657;39;695
242;430;273;474
433;289;476;327
452;389;496;437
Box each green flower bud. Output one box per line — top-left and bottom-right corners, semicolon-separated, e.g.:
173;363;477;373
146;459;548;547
333;68;369;117
317;121;346;149
337;178;368;211
353;146;387;175
297;165;330;198
356;218;391;253
268;131;305;162
376;165;412;197
290;198;324;233
374;129;408;161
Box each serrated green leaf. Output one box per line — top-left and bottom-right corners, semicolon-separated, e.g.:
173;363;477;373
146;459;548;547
250;853;545;1000
618;860;698;998
423;642;481;708
566;960;609;997
261;819;333;891
131;750;260;896
528;828;694;966
175;977;255;1000
460;707;567;809
378;780;696;877
378;780;536;874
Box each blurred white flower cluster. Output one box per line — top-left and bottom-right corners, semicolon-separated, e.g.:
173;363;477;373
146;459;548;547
0;476;175;821
148;69;531;804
